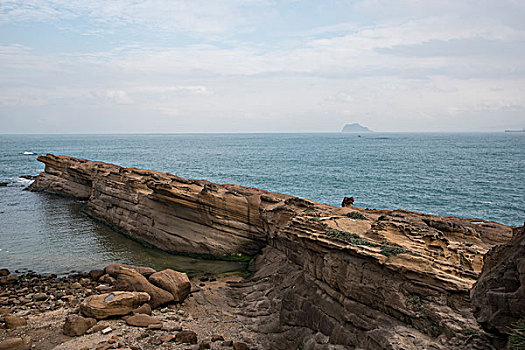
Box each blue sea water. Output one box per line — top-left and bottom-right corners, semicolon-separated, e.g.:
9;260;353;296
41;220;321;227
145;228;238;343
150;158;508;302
0;133;523;274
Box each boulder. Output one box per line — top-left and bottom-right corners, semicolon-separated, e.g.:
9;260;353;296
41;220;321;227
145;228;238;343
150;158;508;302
0;337;31;350
114;267;173;309
175;330;198;344
472;225;525;336
148;269;191;302
63;315;97;336
4;315;27;329
105;263;156;278
80;291;150;320
123;314;162;328
341;196;354;207
0;269;9;277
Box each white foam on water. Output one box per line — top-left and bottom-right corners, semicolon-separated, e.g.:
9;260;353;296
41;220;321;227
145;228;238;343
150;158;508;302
23;151;35;155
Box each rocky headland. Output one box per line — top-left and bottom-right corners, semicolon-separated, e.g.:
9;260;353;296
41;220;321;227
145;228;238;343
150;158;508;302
2;154;522;349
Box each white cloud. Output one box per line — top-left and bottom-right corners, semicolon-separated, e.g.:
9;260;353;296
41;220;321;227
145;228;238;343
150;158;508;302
1;0;524;132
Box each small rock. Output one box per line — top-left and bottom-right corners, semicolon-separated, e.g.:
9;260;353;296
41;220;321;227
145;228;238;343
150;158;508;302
222;340;234;347
175;330;198;344
211;335;224;342
63;314;97;336
101;326;113;334
33;293;47;301
159;334;175;342
86;323;107;334
199;341;211;349
4;315;27;329
71;282;82;289
132;303;152;315
0;269;9;277
89;269;105;281
124;314;162;328
96;284;112;292
233;342;250;350
0;337;31;350
0;307;11;315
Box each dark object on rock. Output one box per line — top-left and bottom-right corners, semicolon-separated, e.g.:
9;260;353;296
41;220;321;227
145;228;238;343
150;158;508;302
114;267;173;309
89;269;105;281
211;335;224;342
0;269;9;276
472;225;525;337
341;196;354;207
149;269;191;302
233;342;250;350
4;315;27;329
175;330;198;344
0;182;7;187
63;315;97;336
0;337;32;350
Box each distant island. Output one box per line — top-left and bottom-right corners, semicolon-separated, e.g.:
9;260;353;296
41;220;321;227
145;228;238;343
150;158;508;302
341;123;373;133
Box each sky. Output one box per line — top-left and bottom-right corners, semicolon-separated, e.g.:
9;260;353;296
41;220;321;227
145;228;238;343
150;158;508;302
1;0;524;133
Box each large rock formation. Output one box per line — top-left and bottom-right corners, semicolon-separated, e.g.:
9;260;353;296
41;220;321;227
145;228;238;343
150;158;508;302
471;225;525;342
30;154;516;349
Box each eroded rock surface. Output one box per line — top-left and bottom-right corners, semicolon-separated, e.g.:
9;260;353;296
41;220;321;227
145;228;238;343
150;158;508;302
80;291;150;319
29;154;516;349
472;225;525;338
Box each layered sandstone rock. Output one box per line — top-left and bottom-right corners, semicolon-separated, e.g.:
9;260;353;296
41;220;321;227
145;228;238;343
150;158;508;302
80;291;150;319
471;225;525;339
30;154;516;349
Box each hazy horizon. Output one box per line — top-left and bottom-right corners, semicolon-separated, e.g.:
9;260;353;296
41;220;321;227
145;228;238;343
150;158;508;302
1;1;525;133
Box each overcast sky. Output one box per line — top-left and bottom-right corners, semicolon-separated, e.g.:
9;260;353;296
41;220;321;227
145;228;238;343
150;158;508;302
1;0;524;133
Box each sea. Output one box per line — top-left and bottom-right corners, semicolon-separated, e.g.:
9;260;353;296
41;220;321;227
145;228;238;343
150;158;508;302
0;133;523;275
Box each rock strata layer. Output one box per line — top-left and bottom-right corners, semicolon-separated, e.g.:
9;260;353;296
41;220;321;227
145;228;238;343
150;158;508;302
30;154;517;349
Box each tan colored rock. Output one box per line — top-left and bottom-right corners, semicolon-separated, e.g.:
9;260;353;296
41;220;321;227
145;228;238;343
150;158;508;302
0;337;31;350
132;303;152;315
104;263;156;278
148;269;190;302
114;267;173;309
0;307;11;315
4;315;27;329
63;314;97;336
80;291;150;319
123;314;162;327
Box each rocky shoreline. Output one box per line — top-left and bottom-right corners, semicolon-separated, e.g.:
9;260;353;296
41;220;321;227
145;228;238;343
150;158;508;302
5;153;523;349
0;265;257;350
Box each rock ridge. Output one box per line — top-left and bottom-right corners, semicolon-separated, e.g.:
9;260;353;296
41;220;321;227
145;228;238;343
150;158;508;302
29;154;517;349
